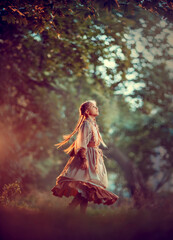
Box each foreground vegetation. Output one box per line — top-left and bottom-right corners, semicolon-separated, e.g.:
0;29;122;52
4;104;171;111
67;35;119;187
1;198;173;240
1;183;173;240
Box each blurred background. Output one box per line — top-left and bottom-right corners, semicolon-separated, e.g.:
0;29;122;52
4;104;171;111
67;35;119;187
0;1;173;239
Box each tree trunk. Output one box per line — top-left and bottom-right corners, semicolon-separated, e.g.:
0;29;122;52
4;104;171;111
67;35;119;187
105;144;153;207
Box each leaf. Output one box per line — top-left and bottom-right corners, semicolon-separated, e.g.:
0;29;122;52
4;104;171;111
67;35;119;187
9;6;25;16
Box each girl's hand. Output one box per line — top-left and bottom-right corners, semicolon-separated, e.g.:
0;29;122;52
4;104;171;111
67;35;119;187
80;160;88;170
78;148;88;170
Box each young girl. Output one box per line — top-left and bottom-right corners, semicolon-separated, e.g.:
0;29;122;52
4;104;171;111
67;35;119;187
51;100;119;214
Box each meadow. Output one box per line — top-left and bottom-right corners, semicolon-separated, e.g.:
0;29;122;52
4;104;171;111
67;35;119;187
1;189;173;240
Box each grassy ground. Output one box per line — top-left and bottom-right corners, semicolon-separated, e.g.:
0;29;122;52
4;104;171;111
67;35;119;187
1;191;173;240
1;206;173;240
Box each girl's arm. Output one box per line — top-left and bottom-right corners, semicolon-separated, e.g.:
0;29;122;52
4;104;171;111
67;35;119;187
78;148;88;170
75;121;92;170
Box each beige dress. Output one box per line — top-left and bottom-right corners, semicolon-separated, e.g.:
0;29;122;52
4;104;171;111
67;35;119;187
51;119;119;205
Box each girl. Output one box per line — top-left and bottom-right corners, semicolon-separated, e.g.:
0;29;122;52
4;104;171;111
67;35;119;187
51;100;119;214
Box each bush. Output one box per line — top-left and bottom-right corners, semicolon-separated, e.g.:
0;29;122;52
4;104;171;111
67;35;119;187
0;180;21;206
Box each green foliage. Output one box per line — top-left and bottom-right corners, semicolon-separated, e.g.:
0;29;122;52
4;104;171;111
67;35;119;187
0;180;21;206
0;2;133;190
0;0;173;36
107;10;173;186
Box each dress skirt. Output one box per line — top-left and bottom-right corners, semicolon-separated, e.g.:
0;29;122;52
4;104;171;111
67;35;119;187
51;146;119;205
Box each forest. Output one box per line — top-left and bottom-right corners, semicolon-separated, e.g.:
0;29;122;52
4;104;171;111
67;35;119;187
0;1;173;240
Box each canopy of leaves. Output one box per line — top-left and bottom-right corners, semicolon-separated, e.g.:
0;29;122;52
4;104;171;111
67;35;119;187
0;0;173;36
108;10;173;189
0;3;133;190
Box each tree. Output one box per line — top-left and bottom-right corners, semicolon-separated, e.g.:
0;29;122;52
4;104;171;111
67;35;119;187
0;5;132;190
110;10;173;197
0;0;173;36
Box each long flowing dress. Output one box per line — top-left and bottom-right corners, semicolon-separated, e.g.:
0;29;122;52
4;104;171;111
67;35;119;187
51;118;119;205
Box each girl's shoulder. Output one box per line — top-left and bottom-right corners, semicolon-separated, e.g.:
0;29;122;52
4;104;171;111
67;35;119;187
80;119;92;131
82;119;91;127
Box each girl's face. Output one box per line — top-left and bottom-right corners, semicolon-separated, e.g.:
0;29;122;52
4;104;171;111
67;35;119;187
87;102;99;117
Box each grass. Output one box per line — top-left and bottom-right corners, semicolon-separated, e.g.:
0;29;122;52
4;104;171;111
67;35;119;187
1;200;173;240
1;188;173;240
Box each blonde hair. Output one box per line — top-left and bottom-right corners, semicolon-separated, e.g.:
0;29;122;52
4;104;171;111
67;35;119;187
54;100;96;154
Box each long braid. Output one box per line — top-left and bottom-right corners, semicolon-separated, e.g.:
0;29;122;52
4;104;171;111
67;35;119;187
63;115;86;154
54;115;85;149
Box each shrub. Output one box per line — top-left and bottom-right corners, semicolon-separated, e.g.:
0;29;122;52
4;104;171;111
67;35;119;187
0;180;21;206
